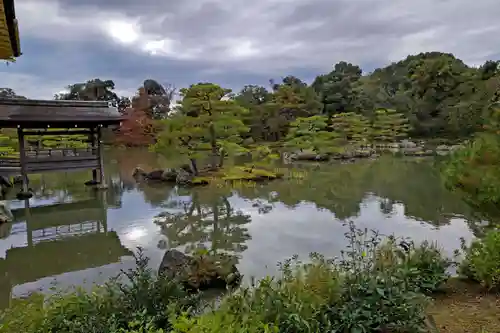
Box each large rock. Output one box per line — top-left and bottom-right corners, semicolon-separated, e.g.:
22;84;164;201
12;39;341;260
133;166;194;185
353;148;374;158
0;201;13;223
290;150;329;161
402;147;421;155
400;140;417;148
161;168;178;182
158;249;241;292
12;175;24;185
175;168;193;185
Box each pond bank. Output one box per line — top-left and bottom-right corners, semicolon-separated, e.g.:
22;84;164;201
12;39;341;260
430;278;500;333
1;224;499;333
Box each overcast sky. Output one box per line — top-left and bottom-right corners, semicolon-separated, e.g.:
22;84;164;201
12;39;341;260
1;0;499;99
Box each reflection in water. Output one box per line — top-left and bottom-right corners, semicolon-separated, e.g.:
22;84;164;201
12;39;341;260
0;150;492;309
0;190;132;309
154;188;252;265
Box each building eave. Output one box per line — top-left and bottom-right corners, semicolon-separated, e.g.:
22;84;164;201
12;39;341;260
0;0;21;60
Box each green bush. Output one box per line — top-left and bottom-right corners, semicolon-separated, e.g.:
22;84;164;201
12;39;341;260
374;238;451;294
329;223;432;333
1;227;441;333
170;253;342;333
441;132;500;208
458;229;500;289
0;248;199;333
171;222;434;333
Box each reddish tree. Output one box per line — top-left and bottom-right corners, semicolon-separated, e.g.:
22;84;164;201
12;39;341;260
114;88;159;146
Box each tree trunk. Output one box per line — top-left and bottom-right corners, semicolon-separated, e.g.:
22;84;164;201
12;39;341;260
190;158;199;176
209;123;218;169
218;148;225;168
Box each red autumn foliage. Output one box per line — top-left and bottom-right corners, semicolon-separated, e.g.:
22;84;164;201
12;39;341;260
113;88;159;146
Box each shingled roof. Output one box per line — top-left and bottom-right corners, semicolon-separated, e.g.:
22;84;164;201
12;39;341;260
0;99;123;128
0;0;21;59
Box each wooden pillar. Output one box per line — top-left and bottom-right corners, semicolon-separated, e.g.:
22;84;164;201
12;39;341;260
24;199;33;247
97;126;106;186
96;188;108;234
17;127;28;193
89;127;97;183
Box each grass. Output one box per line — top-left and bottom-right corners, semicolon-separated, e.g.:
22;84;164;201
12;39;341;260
192;166;283;186
429;278;500;333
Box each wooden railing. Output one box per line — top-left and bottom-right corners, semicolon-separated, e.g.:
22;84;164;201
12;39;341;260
0;147;100;173
0;157;20;167
25;147;98;158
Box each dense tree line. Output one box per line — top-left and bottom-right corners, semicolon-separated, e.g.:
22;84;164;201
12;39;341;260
1;51;499;148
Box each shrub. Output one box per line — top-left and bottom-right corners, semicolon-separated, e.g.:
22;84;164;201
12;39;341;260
171;253;342;333
441;133;500;207
329;223;432;333
374;238;451;294
458;229;500;289
0;248;199;333
1;227;439;333
171;222;434;333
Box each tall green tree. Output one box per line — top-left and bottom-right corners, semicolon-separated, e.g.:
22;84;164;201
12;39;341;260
234;85;274;141
312;61;362;116
0;88;25;99
154;83;249;174
54;79;120;103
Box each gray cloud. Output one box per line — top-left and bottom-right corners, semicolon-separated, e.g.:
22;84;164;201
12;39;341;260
1;0;499;98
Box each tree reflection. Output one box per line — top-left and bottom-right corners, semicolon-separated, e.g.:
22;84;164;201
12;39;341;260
233;157;478;227
154;187;252;260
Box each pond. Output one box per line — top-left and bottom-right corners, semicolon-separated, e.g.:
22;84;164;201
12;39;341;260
0;148;486;309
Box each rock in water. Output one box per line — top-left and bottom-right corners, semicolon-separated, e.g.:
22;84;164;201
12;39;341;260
159;249;192;280
146;169;164;181
158;249;241;292
132;167;147;180
0;201;13;223
12;175;23;185
0;176;12;188
161;168;178;182
175;169;193;185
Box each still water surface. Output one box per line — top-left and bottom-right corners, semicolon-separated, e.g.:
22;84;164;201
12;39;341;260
0;149;485;308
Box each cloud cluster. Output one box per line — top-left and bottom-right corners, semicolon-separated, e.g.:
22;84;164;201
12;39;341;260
1;0;499;99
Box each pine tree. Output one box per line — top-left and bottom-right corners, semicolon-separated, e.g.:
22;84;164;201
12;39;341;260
285;115;343;154
0;131;17;157
154;83;250;174
370;108;410;143
26;129;88;149
330;112;371;147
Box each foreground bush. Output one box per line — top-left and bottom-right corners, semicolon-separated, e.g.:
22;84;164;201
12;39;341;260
1;225;449;333
171;254;342;333
458;229;500;290
0;249;199;333
441;132;500;207
171;223;439;333
375;238;451;294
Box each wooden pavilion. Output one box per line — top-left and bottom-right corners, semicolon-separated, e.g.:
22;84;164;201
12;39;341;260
0;99;123;193
0;0;21;60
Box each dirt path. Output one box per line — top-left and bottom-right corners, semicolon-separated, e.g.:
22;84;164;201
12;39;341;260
428;279;500;333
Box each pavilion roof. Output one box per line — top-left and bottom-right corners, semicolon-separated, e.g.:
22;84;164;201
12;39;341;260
0;99;123;128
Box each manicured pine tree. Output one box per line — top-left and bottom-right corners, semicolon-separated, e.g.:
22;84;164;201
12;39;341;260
285;115;343;154
0;131;18;157
330;112;371;147
370;108;410;143
154;83;250;174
